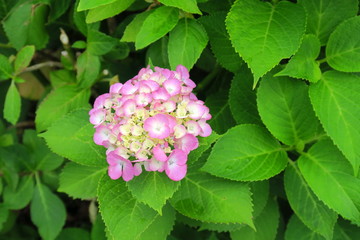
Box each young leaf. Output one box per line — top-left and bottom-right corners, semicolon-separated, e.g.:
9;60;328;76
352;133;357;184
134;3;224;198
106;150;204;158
284;162;337;239
226;0;306;86
298;139;360;224
158;0;201;14
257;74;322;146
76;50;101;88
56;228;90;240
4;80;21;125
202;125;288;181
168;18;208;70
35;85;90;132
86;0;135;23
14;45;35;75
127;172;180;214
30;182;66;240
3;176;34;210
121;11;152;42
78;0;118;11
298;0;358;45
136;6;179;50
285;215;325;240
59;162;106;199
41;109;106;166
276;34;322;83
87;30;117;56
199;12;243;73
326;16;360;72
309;71;360;174
0;54;13;80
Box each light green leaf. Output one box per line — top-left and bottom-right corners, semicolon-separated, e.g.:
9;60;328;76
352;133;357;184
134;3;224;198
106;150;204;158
298;0;358;45
158;0;201;14
226;0;306;86
298;139;360;223
188;132;220;165
0;54;13;80
41;109;106;166
168;18;208;70
257;73;322;146
4;81;21;125
87;30;117;56
231;198;279;240
59;162;106;199
72;40;87;49
229;66;262;125
86;0;135;23
202;125;288;181
309;71;360;174
326;16;360;72
284;162;337;240
56;228;90;240
50;69;76;88
3;176;34;210
121;11;152;42
276;34;322;83
14;45;35;75
76;50;101;88
78;0;118;11
30;182;66;240
136;6;179;50
127;172;180;213
199;12;243;72
35;85;90;132
285;215;325;240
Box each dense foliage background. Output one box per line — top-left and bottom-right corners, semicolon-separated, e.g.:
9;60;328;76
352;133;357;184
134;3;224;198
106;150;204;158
0;0;360;239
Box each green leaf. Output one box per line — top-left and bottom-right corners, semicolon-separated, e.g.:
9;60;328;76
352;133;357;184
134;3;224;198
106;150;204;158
333;219;360;240
14;45;35;75
50;70;76;88
284;162;337;239
309;71;360;174
121;11;152;42
49;0;71;22
56;228;90;240
91;215;107;240
199;12;243;72
285;215;325;240
76;51;101;88
86;0;135;23
226;0;306;86
135;6;179;50
78;0;118;11
0;205;9;231
30;181;66;240
59;162;106;199
146;37;170;69
3;176;34;210
276;34;322;83
202;124;288;181
87;30;117;56
229;66;262;125
298;139;360;224
326;16;360;72
97;175;159;240
170;162;254;227
230;198;280;240
127;172;180;213
251;181;270;218
257;73;322;146
298;0;358;45
188;132;220;165
4;80;21;125
72;40;87;49
0;54;13;80
158;0;201;14
35;85;90;132
168;18;208;70
41;109;106;166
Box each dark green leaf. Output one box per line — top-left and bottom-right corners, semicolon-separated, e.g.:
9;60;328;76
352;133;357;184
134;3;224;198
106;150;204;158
285;215;325;240
3;176;34;210
87;30;117;56
146;37;170;69
56;228;90;240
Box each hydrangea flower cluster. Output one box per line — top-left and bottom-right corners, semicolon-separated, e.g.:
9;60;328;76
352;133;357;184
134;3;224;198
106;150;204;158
89;65;212;181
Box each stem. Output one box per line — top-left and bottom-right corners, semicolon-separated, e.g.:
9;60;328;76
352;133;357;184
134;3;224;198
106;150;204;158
317;58;327;64
0;42;12;49
35;171;41;185
21;61;63;73
8;120;35;129
196;64;221;91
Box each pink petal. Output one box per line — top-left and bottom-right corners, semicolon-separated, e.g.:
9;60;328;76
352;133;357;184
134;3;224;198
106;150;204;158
120;81;139;95
109;83;123;94
185;120;201;136
184;78;196;88
134;163;143;176
144;114;170;139
165;114;177;133
135;93;152;107
148;158;165;171
122;160;135;181
198;120;212;137
142;80;159;92
168;149;187;165
89;109;106;126
176;65;189;80
152;87;170;101
108;165;122;180
138;82;151;93
93;93;110;109
165;164;187;181
174;134;199;154
163;78;181;96
93;125;111;145
122;99;137;116
186;102;206;120
153;145;168;162
174;124;187;139
163;101;176;112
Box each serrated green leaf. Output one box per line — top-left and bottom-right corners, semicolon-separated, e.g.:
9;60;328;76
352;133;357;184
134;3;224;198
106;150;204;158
0;54;13;80
14;45;35;75
231;198;279;240
78;0;118;11
3;176;34;210
76;51;101;88
59;162;106;199
146;37;170;69
86;0;135;23
285;215;325;240
333;219;360;240
298;0;358;45
257;73;322;146
50;69;76;88
309;71;360;174
87;30;117;56
127;172;180;213
158;0;201;14
199;222;243;233
203;125;288;181
284;162;337;240
168;18;208;70
136;6;179;50
199;12;243;72
326;16;360;72
30;181;66;240
121;11;152;42
229;66;261;125
188;132;220;165
35;85;90;132
4;81;21;125
276;35;322;83
91;215;107;240
226;0;306;86
41;109;106;166
56;228;90;240
298;139;360;224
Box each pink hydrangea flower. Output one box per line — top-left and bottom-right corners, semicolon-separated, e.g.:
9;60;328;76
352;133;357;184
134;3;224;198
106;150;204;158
89;65;212;181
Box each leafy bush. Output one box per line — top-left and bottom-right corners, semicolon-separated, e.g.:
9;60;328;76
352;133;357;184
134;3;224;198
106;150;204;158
0;0;360;239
